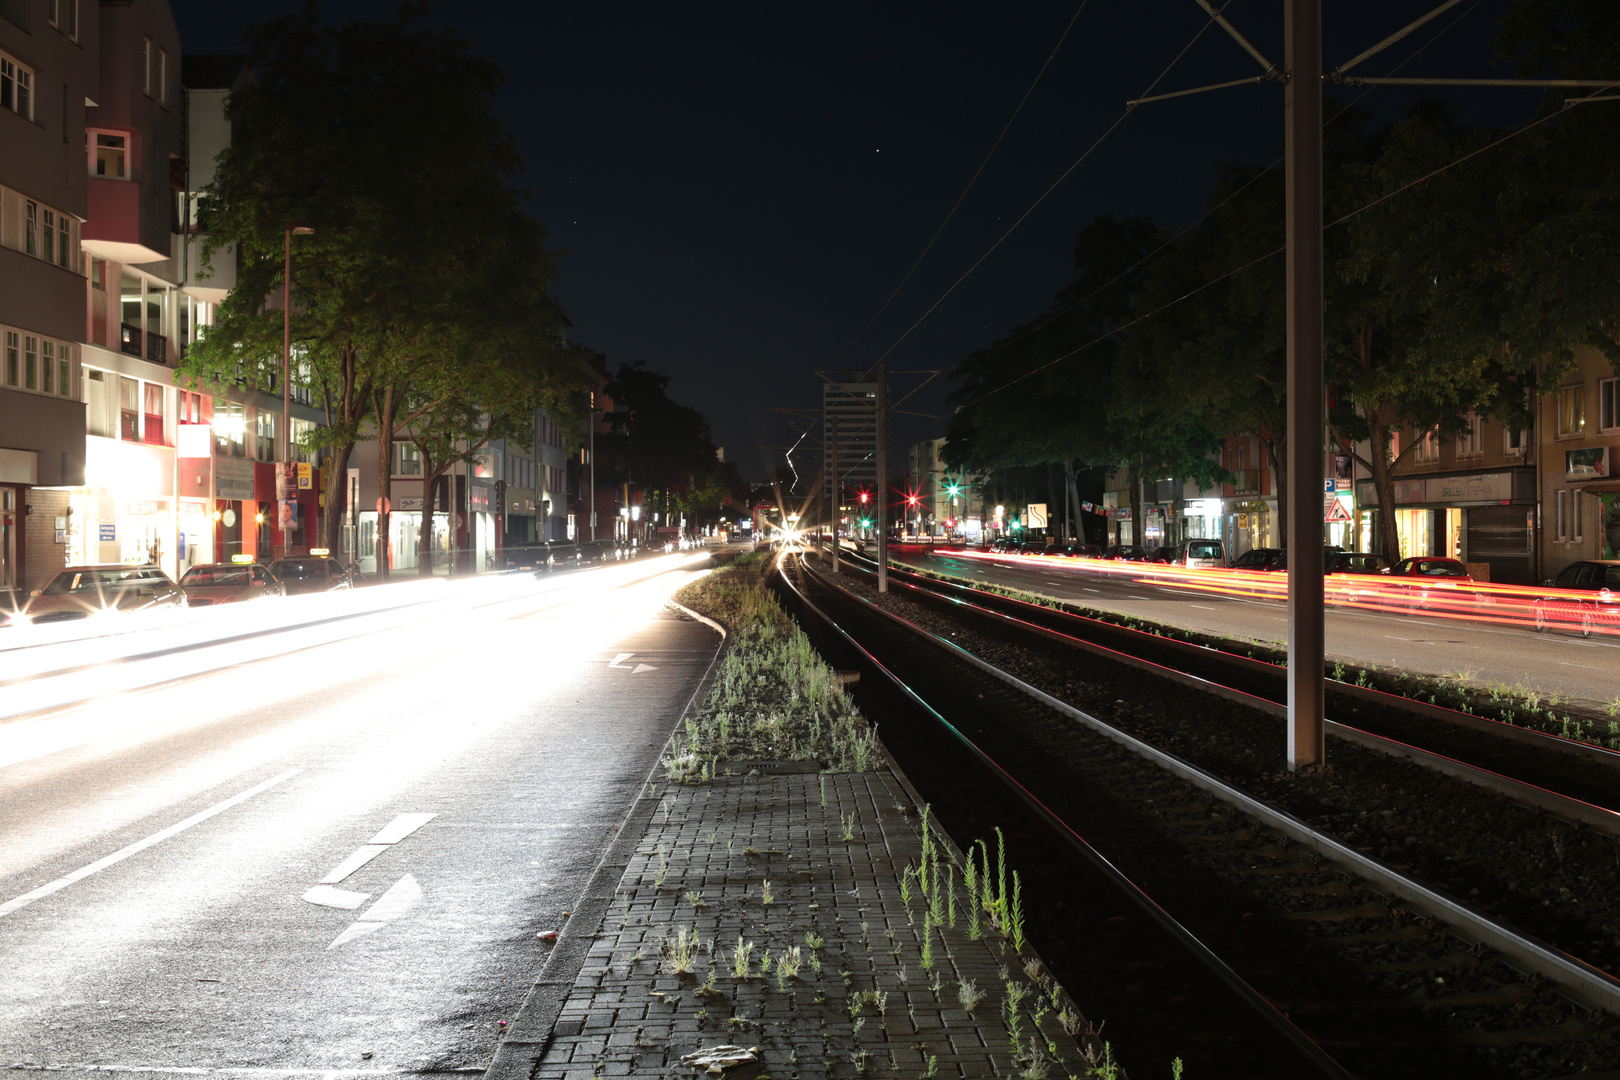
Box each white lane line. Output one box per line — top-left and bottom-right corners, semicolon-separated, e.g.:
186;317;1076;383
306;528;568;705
0;769;300;919
1189;604;1216;610
1558;661;1600;670
368;812;437;845
1128;595;1152;600
1082;588;1099;593
301;885;372;909
319;845;389;884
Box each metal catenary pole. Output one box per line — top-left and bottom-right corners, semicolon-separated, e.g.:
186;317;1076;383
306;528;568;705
876;363;889;594
1285;0;1325;771
829;415;840;574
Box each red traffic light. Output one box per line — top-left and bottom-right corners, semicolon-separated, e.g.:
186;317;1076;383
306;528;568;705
859;492;869;504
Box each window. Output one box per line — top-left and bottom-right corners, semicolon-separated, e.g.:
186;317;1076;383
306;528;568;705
23;336;37;390
1574;491;1585;542
94;133;128;178
143;38;151;96
1602;378;1619;433
1555;490;1568;542
85;370;116;437
2;52;33;120
24;201;37;256
1505;423;1528;456
393;441;423;476
1414;427;1441;463
1557;384;1586;437
120;376;139;441
57;343;69;398
158;49;167;104
68;0;77;38
49;0;59;26
42;210;55;264
41;341;53;393
255;409;277;461
143;383;165;445
1456;414;1482;459
3;331;16;386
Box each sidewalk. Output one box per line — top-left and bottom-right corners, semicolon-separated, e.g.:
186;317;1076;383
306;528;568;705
489;759;1097;1079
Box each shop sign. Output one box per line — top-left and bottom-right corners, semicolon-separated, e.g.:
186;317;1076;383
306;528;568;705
216;460;256;500
469;486;490;511
1392;479;1427;504
1565;447;1609;479
180;499;211;519
126;500;160;517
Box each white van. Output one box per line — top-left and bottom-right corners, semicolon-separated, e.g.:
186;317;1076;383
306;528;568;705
1176;538;1226;568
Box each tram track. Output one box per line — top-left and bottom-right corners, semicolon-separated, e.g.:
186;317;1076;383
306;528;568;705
779;549;1620;1079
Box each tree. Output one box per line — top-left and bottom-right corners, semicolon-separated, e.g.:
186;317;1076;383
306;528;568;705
182;5;573;558
600;363;741;533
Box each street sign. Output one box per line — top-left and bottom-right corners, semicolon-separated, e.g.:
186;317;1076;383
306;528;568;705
1323;478;1336;493
1324;498;1352;523
1026;503;1048;528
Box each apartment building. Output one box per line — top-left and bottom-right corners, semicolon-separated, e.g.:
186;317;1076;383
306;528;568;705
1542;346;1620;580
1;0;93;603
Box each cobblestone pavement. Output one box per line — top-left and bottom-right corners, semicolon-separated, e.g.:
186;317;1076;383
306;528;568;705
504;766;1091;1080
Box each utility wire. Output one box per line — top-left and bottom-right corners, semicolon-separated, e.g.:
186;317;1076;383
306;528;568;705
826;1;1093;368
959;72;1620;411
862;2;1236;373
944;0;1486;377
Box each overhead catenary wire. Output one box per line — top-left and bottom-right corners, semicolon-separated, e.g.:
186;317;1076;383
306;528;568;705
957;74;1620;412
825;0;1093;368
931;0;1487;383
861;2;1238;374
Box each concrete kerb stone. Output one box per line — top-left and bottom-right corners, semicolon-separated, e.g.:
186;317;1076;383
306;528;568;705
484;607;731;1080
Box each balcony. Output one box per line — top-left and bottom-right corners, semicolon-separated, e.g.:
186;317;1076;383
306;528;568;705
1231;469;1261;495
119;324;168;363
83;177;170;265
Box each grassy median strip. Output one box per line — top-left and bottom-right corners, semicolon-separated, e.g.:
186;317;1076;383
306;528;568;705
670;552;878;778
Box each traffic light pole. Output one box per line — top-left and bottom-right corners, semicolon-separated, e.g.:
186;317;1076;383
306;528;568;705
1285;0;1325;771
876;363;889;594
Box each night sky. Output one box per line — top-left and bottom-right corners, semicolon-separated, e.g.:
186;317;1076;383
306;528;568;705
171;1;1540;482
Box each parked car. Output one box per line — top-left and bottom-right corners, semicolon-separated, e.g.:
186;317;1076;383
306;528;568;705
1533;560;1620;638
578;541;615;565
1101;545;1147;562
22;564;185;623
1230;547;1283;571
267;557;353;595
1389;556;1470;578
178;563;284;606
1059;543;1103;558
1383;556;1477;608
1146;547;1176;564
1173;538;1226;569
1325;551;1390;575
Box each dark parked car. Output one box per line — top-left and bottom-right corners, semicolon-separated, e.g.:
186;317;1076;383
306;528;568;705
1325;551;1390;575
1146;547;1176;564
179;563;285;606
267;557;353;595
1390;556;1470;578
1534;560;1620;638
1059;543;1103;558
1101;545;1147;562
1230;547;1283;571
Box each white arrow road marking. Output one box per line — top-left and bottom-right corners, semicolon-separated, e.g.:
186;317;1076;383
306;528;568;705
608;652;658;674
368;812;437;845
632;663;658;674
0;769;301;919
319;845;389;884
316;812;438;884
607;652;635;668
301;885;371;909
328;874;421;950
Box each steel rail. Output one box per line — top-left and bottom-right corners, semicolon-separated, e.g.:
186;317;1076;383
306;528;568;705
781;554;1358;1080
860;559;1620;838
803;553;1620;1018
871;550;1620;770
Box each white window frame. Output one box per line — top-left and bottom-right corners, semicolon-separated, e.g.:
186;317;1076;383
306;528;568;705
1555;489;1568;542
1601;377;1619;434
1;51;33;121
90;130;129;179
1455;413;1483;459
1574;490;1585;543
1414;426;1441;464
1557;384;1586;438
49;0;60;27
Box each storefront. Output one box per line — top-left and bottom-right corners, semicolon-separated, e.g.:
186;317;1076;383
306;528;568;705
504;485;537;547
1223;499;1275;558
1357;470;1536;583
468;481;497;571
72;436;177;575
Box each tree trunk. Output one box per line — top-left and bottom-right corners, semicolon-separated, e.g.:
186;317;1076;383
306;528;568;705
1366;411;1400;561
374;385;400;582
418;468;448;577
1128;462;1143;547
320;441;352;556
1265;436;1288;550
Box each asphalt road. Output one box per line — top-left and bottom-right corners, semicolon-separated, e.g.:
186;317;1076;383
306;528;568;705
0;558;720;1077
907;549;1620;710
